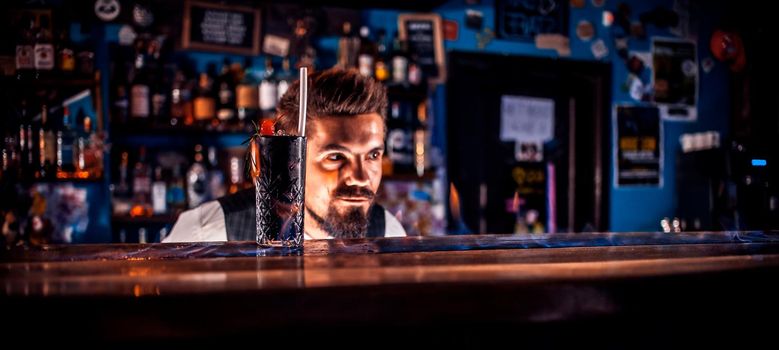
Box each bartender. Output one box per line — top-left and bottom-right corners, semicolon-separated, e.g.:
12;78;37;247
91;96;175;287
164;68;406;242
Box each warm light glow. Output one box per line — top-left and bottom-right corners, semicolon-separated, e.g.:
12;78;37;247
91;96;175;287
450;183;462;222
250;137;261;179
512;191;520;214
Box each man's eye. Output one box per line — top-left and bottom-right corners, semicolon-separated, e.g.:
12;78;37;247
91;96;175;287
368;151;382;160
326;154;344;161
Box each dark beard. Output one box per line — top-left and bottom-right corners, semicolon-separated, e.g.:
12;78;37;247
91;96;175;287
306;204;371;239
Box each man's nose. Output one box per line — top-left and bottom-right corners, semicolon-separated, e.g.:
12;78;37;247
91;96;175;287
343;159;370;187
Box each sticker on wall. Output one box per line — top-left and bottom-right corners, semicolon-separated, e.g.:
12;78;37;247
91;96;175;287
576;20;595;42
603;11;614;27
652;38;698;121
262;34;290;57
465;9;484;30
591;38;608;59
117;25;136;46
592;0;606;8
701;57;715;74
515;140;544;162
613;105;663;188
628;75;645;101
95;0;121;22
535;34;571;56
500;95;555;142
443;19;459;41
476;27;495;50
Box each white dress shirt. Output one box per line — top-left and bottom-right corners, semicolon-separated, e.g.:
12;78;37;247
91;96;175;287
163;200;407;242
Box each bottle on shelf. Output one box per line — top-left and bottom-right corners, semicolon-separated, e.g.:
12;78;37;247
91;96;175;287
277;57;293;101
227;154;243;195
374;29;389;82
391;32;409;85
259;57;278;117
358;26;376;77
186;144;208;209
57;28;76;77
115;151;131;198
33;14;55;80
337;22;359;70
193;64;217;127
130;43;151;122
56;106;77;178
38;104;56;180
131;146;152;216
150;64;170;122
207;146;226;200
216;58;237;126
151;166;167;215
236;57;259;123
385;100;415;173
169;69;191;127
167;164;187;212
15;13;35;81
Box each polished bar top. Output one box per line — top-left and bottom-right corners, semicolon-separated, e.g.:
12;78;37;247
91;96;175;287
3;231;779;345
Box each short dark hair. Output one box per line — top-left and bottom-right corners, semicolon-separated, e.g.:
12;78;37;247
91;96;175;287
275;68;388;135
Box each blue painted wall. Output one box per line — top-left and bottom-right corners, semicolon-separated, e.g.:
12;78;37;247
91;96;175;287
390;0;731;232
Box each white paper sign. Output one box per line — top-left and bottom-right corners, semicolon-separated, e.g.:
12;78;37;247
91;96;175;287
500;95;555;142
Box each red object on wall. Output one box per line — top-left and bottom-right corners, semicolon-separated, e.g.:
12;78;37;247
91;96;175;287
710;30;746;72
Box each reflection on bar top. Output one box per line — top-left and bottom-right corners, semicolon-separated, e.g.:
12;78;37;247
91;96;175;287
2;230;779;262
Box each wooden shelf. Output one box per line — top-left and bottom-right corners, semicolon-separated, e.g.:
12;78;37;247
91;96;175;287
382;171;437;182
112;214;179;225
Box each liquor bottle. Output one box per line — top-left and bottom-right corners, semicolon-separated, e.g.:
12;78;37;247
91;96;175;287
207;146;226;200
132;146;152;213
236;58;259;122
385;100;415;173
33;14;55;79
151;65;169;122
151;166;167;214
276;57;293;101
374;29;389;82
391;32;409;84
138;227;147;244
357;26;376;77
167;164;187;211
130;49;151;120
259;57;278;116
169;69;190;126
112;65;130;125
57;29;76;77
337;22;359;69
56;106;77;177
193;65;216;126
228;154;243;194
115;151;131;198
74;110;94;175
186;144;208;208
18;100;36;178
15;14;35;81
408;61;423;86
38;104;56;179
216;58;236;125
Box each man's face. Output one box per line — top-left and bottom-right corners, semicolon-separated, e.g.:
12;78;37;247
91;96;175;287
304;113;385;238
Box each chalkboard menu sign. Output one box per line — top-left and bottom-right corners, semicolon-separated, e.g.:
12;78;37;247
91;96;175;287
182;0;261;55
399;14;446;83
495;0;568;41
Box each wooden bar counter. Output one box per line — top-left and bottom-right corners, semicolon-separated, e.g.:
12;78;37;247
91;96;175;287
3;231;779;346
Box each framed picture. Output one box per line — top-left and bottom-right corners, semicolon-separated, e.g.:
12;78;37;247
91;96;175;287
182;0;261;55
398;13;446;84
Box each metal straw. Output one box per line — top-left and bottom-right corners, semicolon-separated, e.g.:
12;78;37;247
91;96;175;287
298;67;308;137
